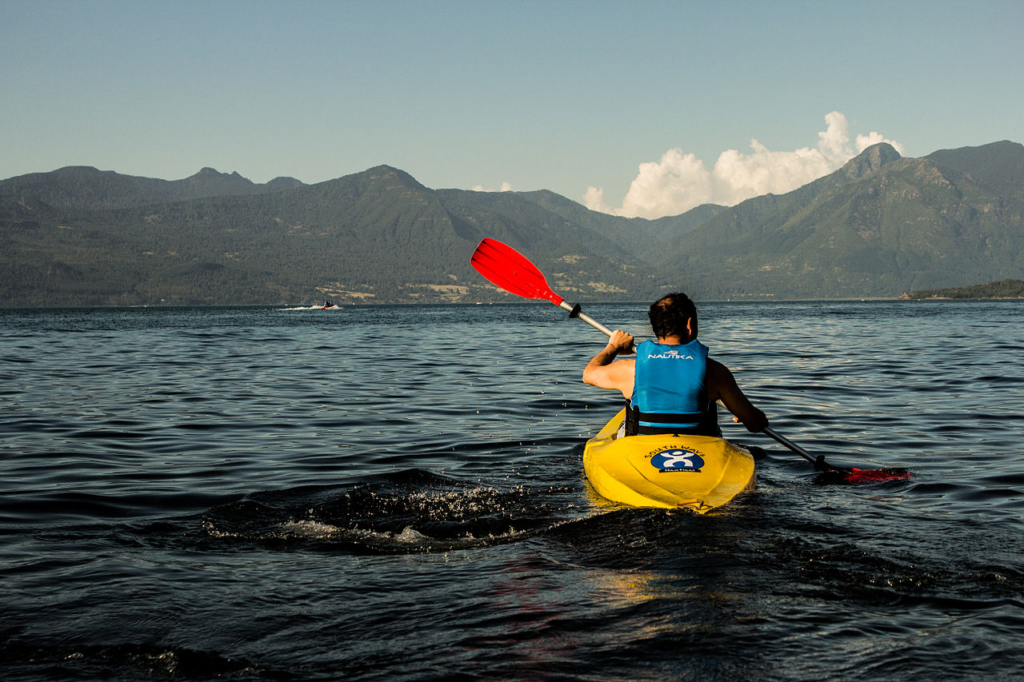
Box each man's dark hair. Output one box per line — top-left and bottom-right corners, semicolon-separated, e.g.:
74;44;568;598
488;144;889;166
648;293;698;339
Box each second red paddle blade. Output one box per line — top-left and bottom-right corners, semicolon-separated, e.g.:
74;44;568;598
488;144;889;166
819;467;912;484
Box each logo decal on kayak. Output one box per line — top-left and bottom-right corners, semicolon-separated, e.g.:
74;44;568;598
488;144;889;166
651;448;704;472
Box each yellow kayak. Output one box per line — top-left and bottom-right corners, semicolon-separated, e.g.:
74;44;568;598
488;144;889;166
583;409;756;513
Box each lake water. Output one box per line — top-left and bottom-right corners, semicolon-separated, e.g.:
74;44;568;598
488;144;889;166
2;301;1023;680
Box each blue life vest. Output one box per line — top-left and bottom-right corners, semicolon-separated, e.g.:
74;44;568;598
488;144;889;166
628;339;720;436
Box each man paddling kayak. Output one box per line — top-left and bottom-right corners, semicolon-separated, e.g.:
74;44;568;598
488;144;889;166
472;239;908;482
583;292;768;436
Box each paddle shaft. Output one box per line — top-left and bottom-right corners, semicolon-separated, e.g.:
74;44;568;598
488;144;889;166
556;300;616;337
763;427;817;466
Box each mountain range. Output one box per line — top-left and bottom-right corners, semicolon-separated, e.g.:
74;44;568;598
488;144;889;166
2;140;1022;306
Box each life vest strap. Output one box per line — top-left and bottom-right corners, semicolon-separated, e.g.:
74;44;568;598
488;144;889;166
625;400;720;437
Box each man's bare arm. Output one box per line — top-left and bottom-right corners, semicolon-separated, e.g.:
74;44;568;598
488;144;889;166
706;359;768;432
582;330;636;399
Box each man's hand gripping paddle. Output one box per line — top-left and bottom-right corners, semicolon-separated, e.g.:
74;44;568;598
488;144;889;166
470;238;911;484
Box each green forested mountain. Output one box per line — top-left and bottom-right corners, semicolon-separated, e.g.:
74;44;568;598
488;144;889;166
0;165;661;306
657;142;1024;298
2;141;1023;307
927;141;1024;204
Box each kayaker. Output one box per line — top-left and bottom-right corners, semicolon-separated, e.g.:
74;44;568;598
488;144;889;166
583;292;768;436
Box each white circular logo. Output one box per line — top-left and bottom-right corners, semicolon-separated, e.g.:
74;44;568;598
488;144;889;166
651;449;704;471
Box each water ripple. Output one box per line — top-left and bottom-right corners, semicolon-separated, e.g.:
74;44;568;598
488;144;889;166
2;301;1023;680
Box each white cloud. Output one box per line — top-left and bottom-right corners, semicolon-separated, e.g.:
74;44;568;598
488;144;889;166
472;181;513;192
585;112;905;219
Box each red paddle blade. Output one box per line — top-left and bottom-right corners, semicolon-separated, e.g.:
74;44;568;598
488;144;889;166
470;239;564;305
819;467;912;484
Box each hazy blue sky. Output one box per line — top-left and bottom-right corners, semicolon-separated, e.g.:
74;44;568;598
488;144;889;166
3;0;1022;217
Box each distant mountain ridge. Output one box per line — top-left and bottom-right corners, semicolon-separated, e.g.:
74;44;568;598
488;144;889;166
1;140;1022;306
0;164;664;306
657;141;1024;298
927;141;1024;203
0;166;305;210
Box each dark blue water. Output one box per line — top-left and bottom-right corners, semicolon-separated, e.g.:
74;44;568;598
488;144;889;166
2;301;1023;680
